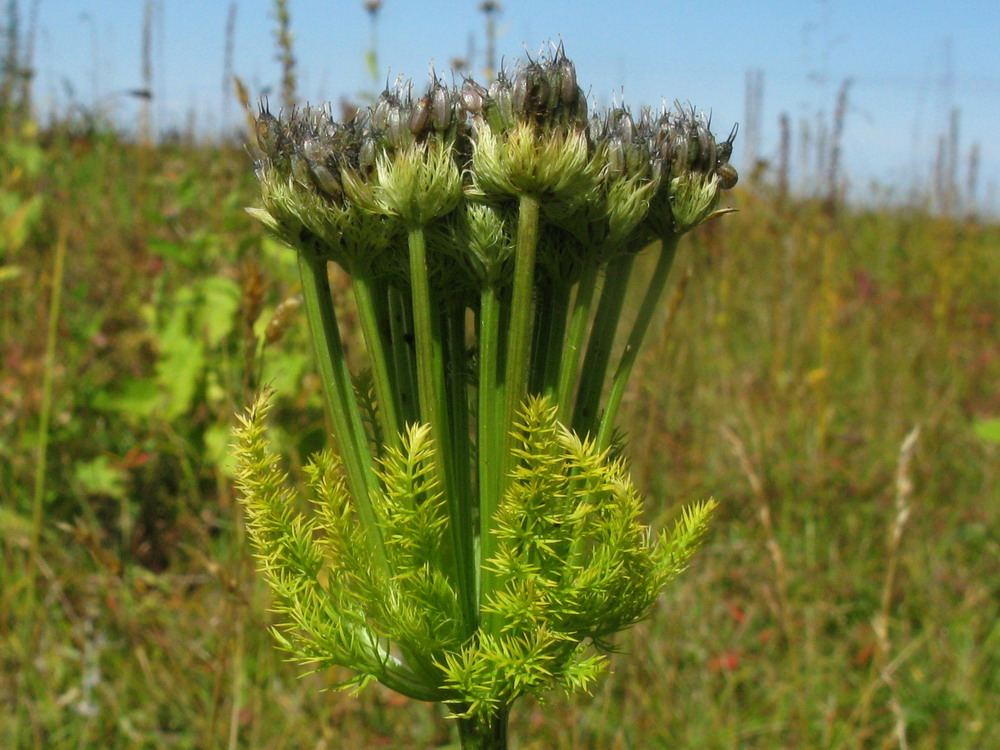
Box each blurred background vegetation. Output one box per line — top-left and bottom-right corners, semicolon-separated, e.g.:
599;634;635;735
1;1;998;748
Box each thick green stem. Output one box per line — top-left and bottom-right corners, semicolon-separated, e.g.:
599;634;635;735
407;226;476;633
477;284;503;611
555;261;598;424
596;234;680;450
351;271;402;447
456;706;510;750
572;253;635;436
528;279;554;394
480;194;540;634
539;280;572;399
26;225;67;621
388;285;420;426
297;253;384;561
444;302;475;595
502;195;540;464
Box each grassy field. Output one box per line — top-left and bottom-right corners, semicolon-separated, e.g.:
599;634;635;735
1;117;998;749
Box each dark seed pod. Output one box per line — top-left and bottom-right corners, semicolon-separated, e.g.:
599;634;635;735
511;70;528;119
461;79;486;115
587;112;606;143
624;140;648;176
616;111;635;142
431;84;452;130
371;93;393;131
696;125;716;172
290;152;311;188
558;57;578;109
385;104;410;149
408;96;431;136
529;69;550;119
359;137;378;171
493;82;514;129
606;137;626;179
302;140;342;198
575;88;589;121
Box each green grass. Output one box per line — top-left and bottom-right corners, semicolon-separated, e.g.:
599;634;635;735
1;123;998;748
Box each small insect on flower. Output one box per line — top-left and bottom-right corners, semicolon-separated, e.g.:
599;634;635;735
716;123;739;189
716;162;739;190
255;107;282;158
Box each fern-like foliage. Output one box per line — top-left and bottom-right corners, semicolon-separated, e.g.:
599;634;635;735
442;396;715;717
234;390;714;717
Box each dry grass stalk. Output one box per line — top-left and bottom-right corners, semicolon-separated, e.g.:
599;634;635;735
870;424;920;750
722;424;792;640
273;0;296;111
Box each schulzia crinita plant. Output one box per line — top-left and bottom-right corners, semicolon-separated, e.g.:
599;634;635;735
234;46;736;748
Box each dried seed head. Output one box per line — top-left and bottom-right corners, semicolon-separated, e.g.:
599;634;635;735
408;96;431;136
461;78;487;116
431;84;453;131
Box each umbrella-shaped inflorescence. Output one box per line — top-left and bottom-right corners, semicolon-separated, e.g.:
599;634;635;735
235;46;732;745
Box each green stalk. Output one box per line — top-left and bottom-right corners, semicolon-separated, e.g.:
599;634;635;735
527;279;554;394
477;283;503;609
572;253;635;435
352;271;402;446
444;302;474;580
539;280;571;399
481;194;540;634
457;706;510;750
501;195;541;466
26;225;67;621
297;253;384;559
388;284;420;426
406;226;476;633
554;261;598;424
596;234;680;450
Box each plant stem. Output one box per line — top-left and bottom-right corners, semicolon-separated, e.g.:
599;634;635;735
501;194;540;464
388;284;420;426
555;261;598;424
26;224;67;621
407;226;476;633
528;278;554;394
479;194;540;634
539;280;571;399
456;706;510;750
297;252;384;561
572;253;635;436
351;270;402;446
597;234;679;450
444;301;474;584
477;283;504;611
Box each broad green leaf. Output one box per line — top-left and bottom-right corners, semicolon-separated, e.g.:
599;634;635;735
90;378;161;418
973;418;1000;444
74;456;127;499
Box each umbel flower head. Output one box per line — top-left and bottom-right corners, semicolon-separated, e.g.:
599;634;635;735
248;45;737;293
237;45;731;741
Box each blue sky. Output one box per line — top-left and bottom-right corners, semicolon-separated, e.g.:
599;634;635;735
31;0;1000;208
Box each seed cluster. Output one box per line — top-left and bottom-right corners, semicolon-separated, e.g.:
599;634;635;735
250;46;737;289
